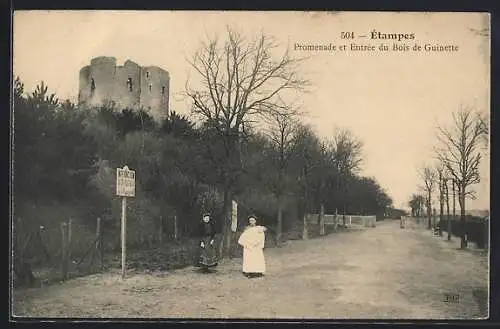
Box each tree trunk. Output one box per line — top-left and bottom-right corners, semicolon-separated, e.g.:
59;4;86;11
319;203;325;235
218;189;227;258
60;222;68;281
427;191;432;230
334;208;338;232
222;188;233;258
446;182;451;241
302;169;309;239
276;196;283;245
452;180;456;239
341;176;347;227
432;208;437;231
302;213;308;240
459;184;468;249
173;215;178;241
439;186;444;236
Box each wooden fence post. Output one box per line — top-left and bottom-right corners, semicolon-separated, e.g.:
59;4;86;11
159;216;163;244
121;196;127;279
334;209;338;232
40;225;52;264
60;222;68;281
174;214;178;241
302;214;308;240
96;217;103;271
68;219;73;269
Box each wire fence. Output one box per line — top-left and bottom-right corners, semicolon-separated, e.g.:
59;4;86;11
14;217;105;285
304;213;378;238
13;214;221;287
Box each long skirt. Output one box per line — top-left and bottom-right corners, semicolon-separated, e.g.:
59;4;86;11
242;247;266;274
197;237;218;268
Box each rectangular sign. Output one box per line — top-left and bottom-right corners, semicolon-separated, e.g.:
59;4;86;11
116;167;136;197
231;200;238;232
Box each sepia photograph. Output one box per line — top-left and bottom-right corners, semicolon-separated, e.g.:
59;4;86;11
10;11;490;320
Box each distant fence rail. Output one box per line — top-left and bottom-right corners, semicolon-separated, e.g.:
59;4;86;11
344;215;377;228
401;216;431;229
305;213;376;239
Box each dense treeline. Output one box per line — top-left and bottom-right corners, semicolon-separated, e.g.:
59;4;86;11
12;73;395;284
13;76;393;257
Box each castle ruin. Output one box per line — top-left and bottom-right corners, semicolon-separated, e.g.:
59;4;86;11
78;56;170;121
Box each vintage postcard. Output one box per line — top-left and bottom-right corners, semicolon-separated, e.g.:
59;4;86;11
11;11;490;320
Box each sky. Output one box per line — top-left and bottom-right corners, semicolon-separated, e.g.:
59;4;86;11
13;11;490;211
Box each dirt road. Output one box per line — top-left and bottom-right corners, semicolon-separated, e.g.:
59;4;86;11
13;219;488;319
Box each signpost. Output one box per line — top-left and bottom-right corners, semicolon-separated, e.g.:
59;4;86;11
116;165;135;279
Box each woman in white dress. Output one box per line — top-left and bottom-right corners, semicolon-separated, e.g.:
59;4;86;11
238;216;267;278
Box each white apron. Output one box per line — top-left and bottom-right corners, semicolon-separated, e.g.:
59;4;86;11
238;226;266;274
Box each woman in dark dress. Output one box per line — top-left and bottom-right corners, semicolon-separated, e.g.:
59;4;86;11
197;214;218;272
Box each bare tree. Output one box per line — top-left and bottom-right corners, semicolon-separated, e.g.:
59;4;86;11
436;106;487;248
443;175;451;241
416;195;425;217
408;194;425;217
478;111;489;149
329;128;363;225
265;111;299;244
436;166;445;236
290;124;322;239
185;27;308;257
408;195;417;217
330;128;363;175
419;166;437;230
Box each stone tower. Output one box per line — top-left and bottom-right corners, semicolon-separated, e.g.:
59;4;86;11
78;56;170;121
